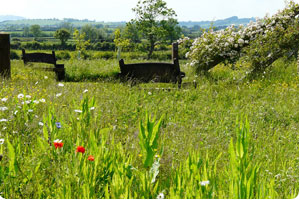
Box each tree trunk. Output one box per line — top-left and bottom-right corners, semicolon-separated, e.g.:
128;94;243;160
147;39;155;60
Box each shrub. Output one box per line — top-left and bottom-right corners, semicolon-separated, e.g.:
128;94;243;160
10;50;20;60
92;51;115;60
56;51;71;60
186;1;299;74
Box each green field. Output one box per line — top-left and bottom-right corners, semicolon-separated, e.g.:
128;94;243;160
0;57;298;198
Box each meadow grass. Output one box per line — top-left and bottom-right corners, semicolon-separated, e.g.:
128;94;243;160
0;57;298;198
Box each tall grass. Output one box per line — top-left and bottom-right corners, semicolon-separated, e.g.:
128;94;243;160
0;58;298;198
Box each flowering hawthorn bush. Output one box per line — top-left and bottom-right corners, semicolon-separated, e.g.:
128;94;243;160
186;1;299;74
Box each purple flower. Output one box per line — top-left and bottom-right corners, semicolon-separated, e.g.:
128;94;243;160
55;122;62;129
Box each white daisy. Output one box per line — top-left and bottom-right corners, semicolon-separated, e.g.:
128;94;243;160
0;107;8;111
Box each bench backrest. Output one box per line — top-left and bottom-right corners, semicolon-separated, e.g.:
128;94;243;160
118;42;183;83
22;49;56;65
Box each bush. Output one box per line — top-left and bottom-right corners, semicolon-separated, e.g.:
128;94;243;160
92;51;115;60
10;50;20;60
56;51;71;60
186;1;299;74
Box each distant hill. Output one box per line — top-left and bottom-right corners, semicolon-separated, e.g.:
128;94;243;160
0;16;256;30
179;16;256;28
0;15;25;22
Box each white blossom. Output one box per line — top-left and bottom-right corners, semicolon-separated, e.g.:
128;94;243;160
1;98;8;102
0;107;8;111
18;94;24;99
157;192;164;199
58;83;64;87
0;139;4;144
74;110;82;113
200;180;210;186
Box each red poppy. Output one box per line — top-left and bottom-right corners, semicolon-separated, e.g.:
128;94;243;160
53;140;64;149
76;146;85;153
88;155;94;161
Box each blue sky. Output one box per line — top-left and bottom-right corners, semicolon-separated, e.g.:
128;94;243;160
0;0;291;21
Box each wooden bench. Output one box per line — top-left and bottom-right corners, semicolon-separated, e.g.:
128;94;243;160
22;49;65;81
119;42;185;88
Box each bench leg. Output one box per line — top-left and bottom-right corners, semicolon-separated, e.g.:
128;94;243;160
177;76;182;89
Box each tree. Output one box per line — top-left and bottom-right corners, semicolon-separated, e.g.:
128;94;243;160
73;28;90;59
54;28;71;46
81;24;98;42
114;28;131;59
23;26;30;37
130;0;180;59
161;18;182;43
123;22;141;43
30;24;42;39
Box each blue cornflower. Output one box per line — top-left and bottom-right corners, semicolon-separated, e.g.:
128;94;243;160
55;122;62;129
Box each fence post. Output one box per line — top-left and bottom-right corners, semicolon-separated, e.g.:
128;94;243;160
0;33;11;79
172;42;179;64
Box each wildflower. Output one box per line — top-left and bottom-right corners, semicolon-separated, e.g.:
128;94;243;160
200;180;210;186
157;192;164;199
56;93;62;97
35;81;38;85
76;146;85;153
39;122;44;126
90;107;95;111
83;89;88;93
53;139;64;149
33;100;39;104
0;107;8;111
39;98;46;103
44;76;48;79
55;122;62;129
148;92;152;95
14;110;18;115
18;94;24;99
1;98;7;102
155;154;160;158
25;95;31;99
0;119;7;122
74;110;82;113
88;155;94;161
0;139;4;144
58;83;64;87
28;109;33;113
138;154;142;157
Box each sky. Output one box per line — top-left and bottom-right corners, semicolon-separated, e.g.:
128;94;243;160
0;0;293;22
